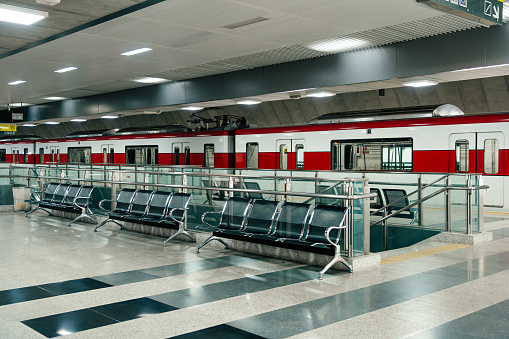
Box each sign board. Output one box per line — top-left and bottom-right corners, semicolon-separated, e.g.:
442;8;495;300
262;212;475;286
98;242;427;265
0;124;16;134
415;0;504;26
12;113;23;121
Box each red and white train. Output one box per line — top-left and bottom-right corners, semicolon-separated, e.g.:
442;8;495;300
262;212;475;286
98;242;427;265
0;104;506;209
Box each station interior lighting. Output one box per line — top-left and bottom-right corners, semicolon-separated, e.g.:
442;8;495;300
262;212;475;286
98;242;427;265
70;119;86;122
308;38;368;53
307;92;335;98
182;106;203;111
22;124;37;127
121;48;152;56
133;77;168;84
0;4;48;25
8;80;25;85
403;80;437;88
101;115;118;119
55;67;78;73
237;100;261;105
45;121;59;125
43;97;67;101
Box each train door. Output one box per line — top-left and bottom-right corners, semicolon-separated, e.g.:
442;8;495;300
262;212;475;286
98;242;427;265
11;147;19;163
101;144;114;164
172;142;191;165
50;146;59;163
449;132;504;207
276;139;305;170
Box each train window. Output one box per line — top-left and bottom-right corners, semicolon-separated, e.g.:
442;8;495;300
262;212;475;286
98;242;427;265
484;139;499;174
68;147;91;164
279;144;288;170
331;142;340;170
16;150;20;163
174;146;180;165
184;146;191;165
331;138;412;171
246;143;259;168
51;149;55;163
39;148;44;164
56;149;60;163
110;148;114;164
125;146;158;165
102;148;107;164
455;140;469;172
295;144;304;170
204;144;214;168
24;148;28;164
0;149;5;163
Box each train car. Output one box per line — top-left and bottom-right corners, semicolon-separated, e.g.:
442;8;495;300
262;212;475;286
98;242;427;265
234;105;507;209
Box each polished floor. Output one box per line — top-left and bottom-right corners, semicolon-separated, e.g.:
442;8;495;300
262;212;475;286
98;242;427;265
0;211;508;338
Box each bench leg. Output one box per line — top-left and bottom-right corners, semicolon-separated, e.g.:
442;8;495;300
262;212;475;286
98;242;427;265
318;247;352;280
163;227;195;247
196;235;230;253
26;206;51;217
68;212;96;227
94;218;122;232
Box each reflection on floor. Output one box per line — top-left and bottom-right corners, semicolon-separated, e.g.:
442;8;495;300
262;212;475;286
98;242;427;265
0;211;508;338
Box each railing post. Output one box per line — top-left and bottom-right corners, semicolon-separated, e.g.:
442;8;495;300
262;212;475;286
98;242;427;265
467;175;472;235
143;169;149;191
284;178;291;202
382;208;388;251
363;179;370;255
227;176;234;198
182;174;187;193
111;171;117;210
478;178;484;233
347;181;354;258
418;174;423;226
446;175;452;232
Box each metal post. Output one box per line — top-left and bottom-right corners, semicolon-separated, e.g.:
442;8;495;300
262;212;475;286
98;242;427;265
363;179;370;254
347;181;354;258
182;174;187;193
111;171;117;210
418;174;423;226
284;178;291;202
446;175;452;232
478;181;484;233
382;208;388;251
467;176;472;235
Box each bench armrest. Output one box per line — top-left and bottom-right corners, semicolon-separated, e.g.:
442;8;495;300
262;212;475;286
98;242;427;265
98;199;114;211
200;211;222;228
167;207;188;223
324;224;347;246
73;196;91;209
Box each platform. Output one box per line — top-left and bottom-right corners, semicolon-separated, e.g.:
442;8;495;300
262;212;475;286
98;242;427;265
0;211;508;338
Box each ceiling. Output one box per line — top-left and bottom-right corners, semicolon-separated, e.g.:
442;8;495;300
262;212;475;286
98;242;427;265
0;0;508;122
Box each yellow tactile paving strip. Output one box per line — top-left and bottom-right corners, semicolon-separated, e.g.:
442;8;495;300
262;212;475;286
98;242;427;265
381;243;471;265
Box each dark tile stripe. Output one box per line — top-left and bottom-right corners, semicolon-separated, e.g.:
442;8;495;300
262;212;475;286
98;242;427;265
22;266;321;337
408;299;509;339
226;251;509;338
170;324;266;339
0;255;259;306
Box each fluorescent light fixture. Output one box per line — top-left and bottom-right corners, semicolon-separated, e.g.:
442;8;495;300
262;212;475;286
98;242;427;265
133;77;168;84
452;63;509;72
307;92;335;98
43;97;67;101
8;80;25;85
237;100;261;105
22;123;37;127
8;102;31;107
54;66;77;73
45;121;60;125
182;106;203;111
101;115;118;119
308;38;368;53
121;47;152;56
0;4;48;25
70;119;86;122
403;80;437;88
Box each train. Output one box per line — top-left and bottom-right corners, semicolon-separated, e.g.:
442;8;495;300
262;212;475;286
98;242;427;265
1;104;506;210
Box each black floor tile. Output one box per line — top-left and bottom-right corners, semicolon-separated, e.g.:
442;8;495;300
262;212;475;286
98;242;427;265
408;326;480;339
0;286;56;306
171;324;266;338
91;271;160;286
91;297;177;322
39;278;111;295
22;309;117;338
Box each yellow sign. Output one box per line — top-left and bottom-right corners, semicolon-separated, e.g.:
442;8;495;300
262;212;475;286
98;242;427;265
0;124;17;132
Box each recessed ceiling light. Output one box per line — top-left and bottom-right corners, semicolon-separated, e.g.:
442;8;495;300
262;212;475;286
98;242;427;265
22;123;37;127
308;38;368;53
54;67;77;73
70;119;86;122
307;92;335;98
237;100;261;105
181;106;203;111
43;97;67;101
452;63;509;72
101;115;118;119
403;80;437;88
0;4;48;25
8;80;25;85
45;121;59;125
121;47;152;56
133;77;168;84
8;102;31;107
